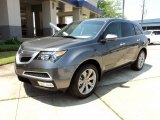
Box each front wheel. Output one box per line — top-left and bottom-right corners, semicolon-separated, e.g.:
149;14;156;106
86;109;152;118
131;50;146;71
69;64;98;98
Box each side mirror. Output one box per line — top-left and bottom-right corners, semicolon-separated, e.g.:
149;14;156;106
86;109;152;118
105;34;118;41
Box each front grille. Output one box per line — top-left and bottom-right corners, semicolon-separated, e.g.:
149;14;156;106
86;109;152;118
16;48;39;64
20;57;31;62
24;72;50;79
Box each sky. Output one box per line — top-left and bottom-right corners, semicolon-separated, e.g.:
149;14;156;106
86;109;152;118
124;0;160;20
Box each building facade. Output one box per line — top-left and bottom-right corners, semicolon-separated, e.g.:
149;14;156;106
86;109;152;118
136;18;160;30
0;0;102;40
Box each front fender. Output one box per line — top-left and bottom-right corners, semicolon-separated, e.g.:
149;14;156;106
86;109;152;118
56;45;103;68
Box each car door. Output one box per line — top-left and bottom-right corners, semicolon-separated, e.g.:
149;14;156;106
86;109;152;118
152;31;160;43
120;22;140;63
101;21;129;71
151;31;157;42
156;31;160;42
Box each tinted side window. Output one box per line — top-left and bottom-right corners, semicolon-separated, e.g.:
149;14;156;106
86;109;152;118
104;22;121;38
134;25;143;35
153;31;160;35
121;22;136;37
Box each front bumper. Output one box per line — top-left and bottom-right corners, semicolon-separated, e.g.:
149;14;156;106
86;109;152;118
17;75;57;91
15;48;78;91
15;62;77;91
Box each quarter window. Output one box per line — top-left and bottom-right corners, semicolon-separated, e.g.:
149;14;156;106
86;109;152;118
121;22;136;37
134;25;143;35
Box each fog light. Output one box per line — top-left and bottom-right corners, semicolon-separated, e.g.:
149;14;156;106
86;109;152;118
37;81;54;88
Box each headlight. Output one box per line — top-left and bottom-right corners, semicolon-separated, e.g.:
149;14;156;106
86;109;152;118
37;50;66;62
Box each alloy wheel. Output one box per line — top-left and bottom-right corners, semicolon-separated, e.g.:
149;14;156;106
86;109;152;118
138;51;145;69
78;69;97;95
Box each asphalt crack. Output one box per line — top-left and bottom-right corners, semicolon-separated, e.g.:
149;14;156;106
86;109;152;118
94;92;124;120
0;93;53;102
15;83;22;120
94;76;160;120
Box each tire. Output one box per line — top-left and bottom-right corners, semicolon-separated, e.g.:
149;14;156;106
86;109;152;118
131;50;146;71
147;39;150;45
69;64;98;98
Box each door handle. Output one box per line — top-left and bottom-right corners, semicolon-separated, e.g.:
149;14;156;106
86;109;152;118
137;39;140;42
120;43;126;46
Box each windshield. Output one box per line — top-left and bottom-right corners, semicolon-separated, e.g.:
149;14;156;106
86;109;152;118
143;31;152;35
54;20;105;39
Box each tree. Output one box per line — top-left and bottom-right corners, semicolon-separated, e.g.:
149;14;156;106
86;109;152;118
98;0;123;18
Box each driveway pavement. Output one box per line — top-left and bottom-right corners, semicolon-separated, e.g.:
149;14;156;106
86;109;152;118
0;45;160;120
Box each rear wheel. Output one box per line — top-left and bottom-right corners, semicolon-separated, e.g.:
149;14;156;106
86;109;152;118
131;50;146;71
69;64;98;98
147;39;150;45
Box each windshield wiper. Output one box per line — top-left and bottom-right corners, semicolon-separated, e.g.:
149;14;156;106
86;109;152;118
53;35;77;39
61;36;77;39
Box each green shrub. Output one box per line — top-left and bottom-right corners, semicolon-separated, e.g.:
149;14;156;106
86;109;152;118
4;38;22;45
0;38;21;51
0;44;20;51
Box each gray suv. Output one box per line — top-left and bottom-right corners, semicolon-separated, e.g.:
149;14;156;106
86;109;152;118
15;18;147;98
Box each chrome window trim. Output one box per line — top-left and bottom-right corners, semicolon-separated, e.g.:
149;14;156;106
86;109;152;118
102;20;140;39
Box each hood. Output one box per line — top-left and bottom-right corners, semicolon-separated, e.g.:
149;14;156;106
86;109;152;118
21;37;80;51
145;35;151;38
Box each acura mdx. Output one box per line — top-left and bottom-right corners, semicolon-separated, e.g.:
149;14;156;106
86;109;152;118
15;18;147;98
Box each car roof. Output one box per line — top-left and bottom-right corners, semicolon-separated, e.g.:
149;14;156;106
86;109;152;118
85;18;126;22
85;18;135;23
84;18;142;30
84;18;141;26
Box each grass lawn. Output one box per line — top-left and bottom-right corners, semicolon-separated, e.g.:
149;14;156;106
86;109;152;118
0;51;16;65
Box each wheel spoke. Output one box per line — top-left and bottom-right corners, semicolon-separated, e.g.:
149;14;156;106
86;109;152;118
85;84;89;94
88;72;96;81
88;81;95;88
82;71;87;78
86;69;93;79
88;76;95;81
79;83;85;93
78;79;84;85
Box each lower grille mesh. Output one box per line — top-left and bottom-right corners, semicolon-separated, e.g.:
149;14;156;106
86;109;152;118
24;72;50;78
20;57;31;62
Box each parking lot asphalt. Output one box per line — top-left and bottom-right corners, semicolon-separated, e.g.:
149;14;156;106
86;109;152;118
0;45;160;120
